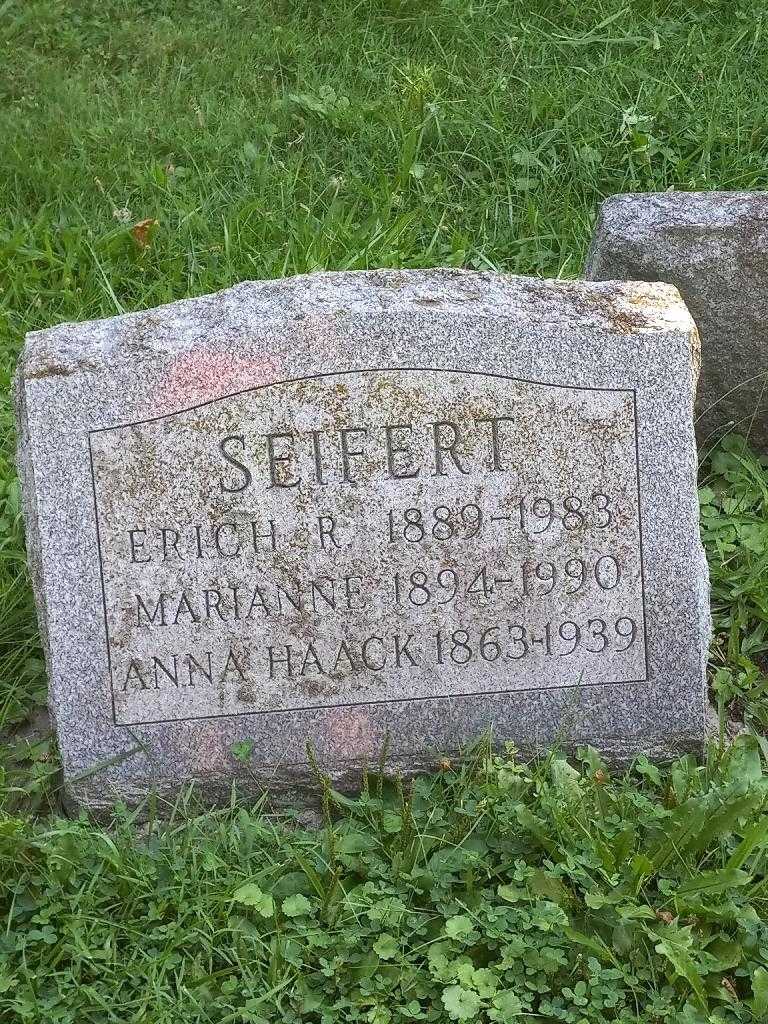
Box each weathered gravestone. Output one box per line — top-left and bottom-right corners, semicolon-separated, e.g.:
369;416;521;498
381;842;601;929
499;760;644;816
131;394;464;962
15;270;710;812
585;191;768;454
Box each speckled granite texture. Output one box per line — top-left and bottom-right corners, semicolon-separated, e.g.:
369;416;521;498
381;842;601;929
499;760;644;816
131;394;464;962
15;270;710;812
585;191;768;453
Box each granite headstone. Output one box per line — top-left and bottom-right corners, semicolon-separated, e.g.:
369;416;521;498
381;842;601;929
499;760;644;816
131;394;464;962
15;270;710;811
585;191;768;454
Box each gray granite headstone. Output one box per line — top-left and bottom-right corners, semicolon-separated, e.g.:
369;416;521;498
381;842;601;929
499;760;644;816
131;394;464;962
585;191;768;454
15;270;710;812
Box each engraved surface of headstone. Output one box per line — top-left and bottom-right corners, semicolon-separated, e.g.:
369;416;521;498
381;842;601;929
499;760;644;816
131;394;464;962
15;270;710;810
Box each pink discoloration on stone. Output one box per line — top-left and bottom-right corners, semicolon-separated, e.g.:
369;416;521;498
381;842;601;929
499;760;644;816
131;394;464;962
327;708;378;758
153;349;281;414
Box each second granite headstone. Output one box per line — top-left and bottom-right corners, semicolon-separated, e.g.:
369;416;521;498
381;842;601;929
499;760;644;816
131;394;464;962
15;270;710;811
585;191;768;454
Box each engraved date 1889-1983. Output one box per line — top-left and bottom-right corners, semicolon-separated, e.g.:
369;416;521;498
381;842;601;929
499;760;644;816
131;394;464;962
386;493;613;544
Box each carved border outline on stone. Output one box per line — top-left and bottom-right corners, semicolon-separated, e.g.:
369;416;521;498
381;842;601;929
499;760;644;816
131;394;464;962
85;367;649;727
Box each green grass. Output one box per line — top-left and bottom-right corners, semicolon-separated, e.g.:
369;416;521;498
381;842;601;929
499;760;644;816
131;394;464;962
701;439;768;730
3;0;768;1019
4;742;768;1023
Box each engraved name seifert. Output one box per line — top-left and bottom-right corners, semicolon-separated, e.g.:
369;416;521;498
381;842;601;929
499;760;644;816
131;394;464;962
89;368;648;726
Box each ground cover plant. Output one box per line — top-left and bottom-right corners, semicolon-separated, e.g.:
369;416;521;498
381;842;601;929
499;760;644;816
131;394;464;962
2;0;768;1020
3;741;768;1023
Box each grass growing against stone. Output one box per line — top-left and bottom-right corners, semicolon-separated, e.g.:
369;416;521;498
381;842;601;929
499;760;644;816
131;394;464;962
3;0;768;1020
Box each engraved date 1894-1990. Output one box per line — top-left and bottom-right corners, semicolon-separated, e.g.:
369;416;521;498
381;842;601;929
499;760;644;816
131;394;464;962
392;556;623;607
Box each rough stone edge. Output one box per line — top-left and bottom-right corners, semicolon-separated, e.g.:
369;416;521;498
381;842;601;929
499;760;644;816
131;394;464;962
18;270;694;381
583;195;644;279
11;374;55;722
583;201;612;279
